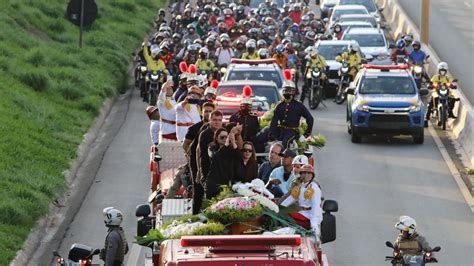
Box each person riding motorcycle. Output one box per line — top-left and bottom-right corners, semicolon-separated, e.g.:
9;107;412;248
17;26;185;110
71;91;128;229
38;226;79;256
143;38;168;74
302;47;328;102
100;208;129;266
332;23;343;40
393;216;432;256
273;44;288;69
242;40;260;59
425;62;459;125
195;47;216;72
335;43;362;80
258;48;270;59
182;24;200;43
390;39;410;64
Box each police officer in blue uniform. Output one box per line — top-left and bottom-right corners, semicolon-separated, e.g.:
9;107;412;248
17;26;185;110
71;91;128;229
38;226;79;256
269;80;314;148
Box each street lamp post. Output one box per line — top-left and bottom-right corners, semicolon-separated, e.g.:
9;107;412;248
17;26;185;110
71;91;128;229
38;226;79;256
421;0;430;43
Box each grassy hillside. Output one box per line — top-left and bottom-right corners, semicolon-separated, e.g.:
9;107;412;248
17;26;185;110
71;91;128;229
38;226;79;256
0;0;161;263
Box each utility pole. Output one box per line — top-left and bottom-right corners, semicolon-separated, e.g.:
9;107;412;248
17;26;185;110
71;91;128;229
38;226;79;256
421;0;430;43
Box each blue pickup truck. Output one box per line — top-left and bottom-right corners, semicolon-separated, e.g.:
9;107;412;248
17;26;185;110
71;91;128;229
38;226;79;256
346;65;430;144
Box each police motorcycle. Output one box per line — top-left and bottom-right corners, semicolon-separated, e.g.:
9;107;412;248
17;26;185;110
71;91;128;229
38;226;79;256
137;63;148;99
53;244;100;266
385;241;440;266
410;55;430;90
146;70;165;106
334;60;355;104
304;66;325;110
428;80;457;130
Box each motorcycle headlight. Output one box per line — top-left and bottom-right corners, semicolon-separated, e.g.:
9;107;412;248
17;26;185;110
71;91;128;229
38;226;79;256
306;72;312;79
313;71;320;77
341;67;349;73
439;89;448;96
151;74;159;80
291;69;296;75
140;66;147;72
356;104;369;112
409;104;421;113
413;66;422;74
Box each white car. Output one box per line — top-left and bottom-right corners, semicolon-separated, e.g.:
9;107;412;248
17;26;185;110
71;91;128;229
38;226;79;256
337;0;382;22
321;0;339;18
341;27;391;65
328;5;369;25
329;21;374;34
338;14;380;28
315;40;360;87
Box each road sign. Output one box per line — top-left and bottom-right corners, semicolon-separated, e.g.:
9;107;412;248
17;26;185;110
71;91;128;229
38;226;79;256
66;0;98;27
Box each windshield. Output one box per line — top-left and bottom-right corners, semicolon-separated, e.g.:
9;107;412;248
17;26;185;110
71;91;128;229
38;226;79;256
340;16;377;27
343;33;385;47
359;76;416;94
250;0;285;8
331;9;368;22
217;85;280;105
227;70;282;88
340;23;373;31
339;0;376;12
318;44;348;60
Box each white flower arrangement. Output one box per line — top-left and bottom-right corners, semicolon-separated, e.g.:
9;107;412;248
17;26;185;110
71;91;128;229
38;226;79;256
232;179;280;213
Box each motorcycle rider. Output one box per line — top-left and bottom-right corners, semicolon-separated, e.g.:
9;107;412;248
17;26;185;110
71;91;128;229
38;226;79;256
393;216;432;256
425;62;459;126
409;41;430;85
336;43;362;80
302;47;328;102
143;37;169;102
100;207;129;266
390;39;410;64
242;40;260;59
182;24;200;43
215;35;235;67
332;23;343;40
269;79;314;148
195;47;216;73
273;44;288;69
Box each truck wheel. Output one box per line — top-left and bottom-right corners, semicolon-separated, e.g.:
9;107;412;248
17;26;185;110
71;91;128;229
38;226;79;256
351;124;361;143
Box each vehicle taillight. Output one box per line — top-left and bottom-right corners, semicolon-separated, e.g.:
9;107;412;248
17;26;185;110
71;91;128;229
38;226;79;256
426;252;432;257
393;251;398;257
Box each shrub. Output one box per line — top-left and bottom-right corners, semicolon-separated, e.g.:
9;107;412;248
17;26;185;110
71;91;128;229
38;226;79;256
18;69;50;92
26;50;46;66
58;81;85;100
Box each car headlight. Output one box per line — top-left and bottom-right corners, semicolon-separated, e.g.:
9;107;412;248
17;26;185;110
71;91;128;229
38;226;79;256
409;104;421;113
356;104;369;112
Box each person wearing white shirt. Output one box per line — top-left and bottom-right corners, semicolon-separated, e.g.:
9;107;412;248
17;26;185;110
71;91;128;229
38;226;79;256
157;80;177;140
175;85;202;142
280;164;322;236
145;105;161;160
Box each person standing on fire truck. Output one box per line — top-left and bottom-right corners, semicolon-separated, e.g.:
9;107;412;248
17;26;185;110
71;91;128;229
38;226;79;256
175;85;203;142
229;86;260;143
157;80;177;140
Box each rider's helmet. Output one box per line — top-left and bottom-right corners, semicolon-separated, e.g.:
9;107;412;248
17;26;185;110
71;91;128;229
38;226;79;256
437;62;448;75
284;30;293;39
172;33;182;43
246;40;256;52
150;48;161;58
204;4;213;13
186;24;195;33
307;11;315;20
103;207;123;226
258;48;269;59
292;3;301;11
305;31;316;41
218;22;228;34
158;8;166;17
292;155;309;166
213;6;220;16
223;8;233;17
264;17;274;26
229;3;237;11
199;47;209;57
283;3;290;10
257;39;267;49
301;15;310;26
403;33;414;44
276;44;285;53
412;40;421;51
219;1;227;9
396;39;406;49
236;5;245;15
395;216;417;237
184;8;192;17
290;23;300;33
348;43;359;53
285;42;294;52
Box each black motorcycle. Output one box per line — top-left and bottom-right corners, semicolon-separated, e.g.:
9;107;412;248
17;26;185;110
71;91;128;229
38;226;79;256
304;67;324;109
146;70;164;105
385;241;440;266
137;63;148;98
53;244;100;266
429;80;457;130
334;61;354;104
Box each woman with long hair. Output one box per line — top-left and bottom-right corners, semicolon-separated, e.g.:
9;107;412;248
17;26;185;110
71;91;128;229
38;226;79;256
235;141;258;183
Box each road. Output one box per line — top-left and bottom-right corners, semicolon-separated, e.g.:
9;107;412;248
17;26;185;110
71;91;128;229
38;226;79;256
54;87;474;265
398;0;474;105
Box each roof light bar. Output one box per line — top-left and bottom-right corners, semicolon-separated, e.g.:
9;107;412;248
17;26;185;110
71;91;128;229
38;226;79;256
361;64;409;70
231;58;276;65
180;235;302;247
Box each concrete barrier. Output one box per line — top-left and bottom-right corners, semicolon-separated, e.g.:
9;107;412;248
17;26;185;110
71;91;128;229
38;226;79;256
375;0;474;168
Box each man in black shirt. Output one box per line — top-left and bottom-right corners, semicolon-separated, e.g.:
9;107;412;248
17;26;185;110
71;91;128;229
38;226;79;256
195;110;223;213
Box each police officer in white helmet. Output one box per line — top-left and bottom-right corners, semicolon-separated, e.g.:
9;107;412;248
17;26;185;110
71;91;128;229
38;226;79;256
100;207;129;266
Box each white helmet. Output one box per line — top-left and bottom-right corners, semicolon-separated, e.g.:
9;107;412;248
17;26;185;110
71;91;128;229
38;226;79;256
258;48;269;59
103;207;123;226
292;155;308;165
437;62;448;72
150;48;161;58
246;40;256;49
348;43;359;53
395;215;417;235
307;46;317;57
199;47;209;55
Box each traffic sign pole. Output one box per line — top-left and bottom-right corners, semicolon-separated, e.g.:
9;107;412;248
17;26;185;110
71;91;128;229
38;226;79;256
79;0;84;48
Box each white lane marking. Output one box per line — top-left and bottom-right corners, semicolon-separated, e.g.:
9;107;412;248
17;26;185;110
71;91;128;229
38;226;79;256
428;124;474;213
126;243;143;266
464;1;472;8
322;254;329;266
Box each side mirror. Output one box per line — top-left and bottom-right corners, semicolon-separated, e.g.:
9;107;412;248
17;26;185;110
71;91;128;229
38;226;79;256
93;249;101;255
432;246;441;252
378;7;384;12
385;241;395;249
346;87;355;95
323;17;329;23
53;251;60;257
388;42;395;49
322;199;338;213
452;79;458;82
379;24;386;29
419;88;429;96
135;204;151;217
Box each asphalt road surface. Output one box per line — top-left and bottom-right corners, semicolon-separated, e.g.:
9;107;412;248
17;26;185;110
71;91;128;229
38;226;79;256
398;0;474;105
55;88;474;265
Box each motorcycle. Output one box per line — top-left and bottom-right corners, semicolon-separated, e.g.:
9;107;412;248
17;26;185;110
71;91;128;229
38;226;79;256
429;80;457;130
334;61;354;104
304;67;324;109
385;241;440;266
394;55;409;65
411;55;430;89
146;70;164;105
137;63;148;98
53;244;100;266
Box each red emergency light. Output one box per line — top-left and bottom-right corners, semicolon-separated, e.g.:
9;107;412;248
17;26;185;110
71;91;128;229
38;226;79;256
231;58;276;65
361;64;409;70
180;235;302;247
